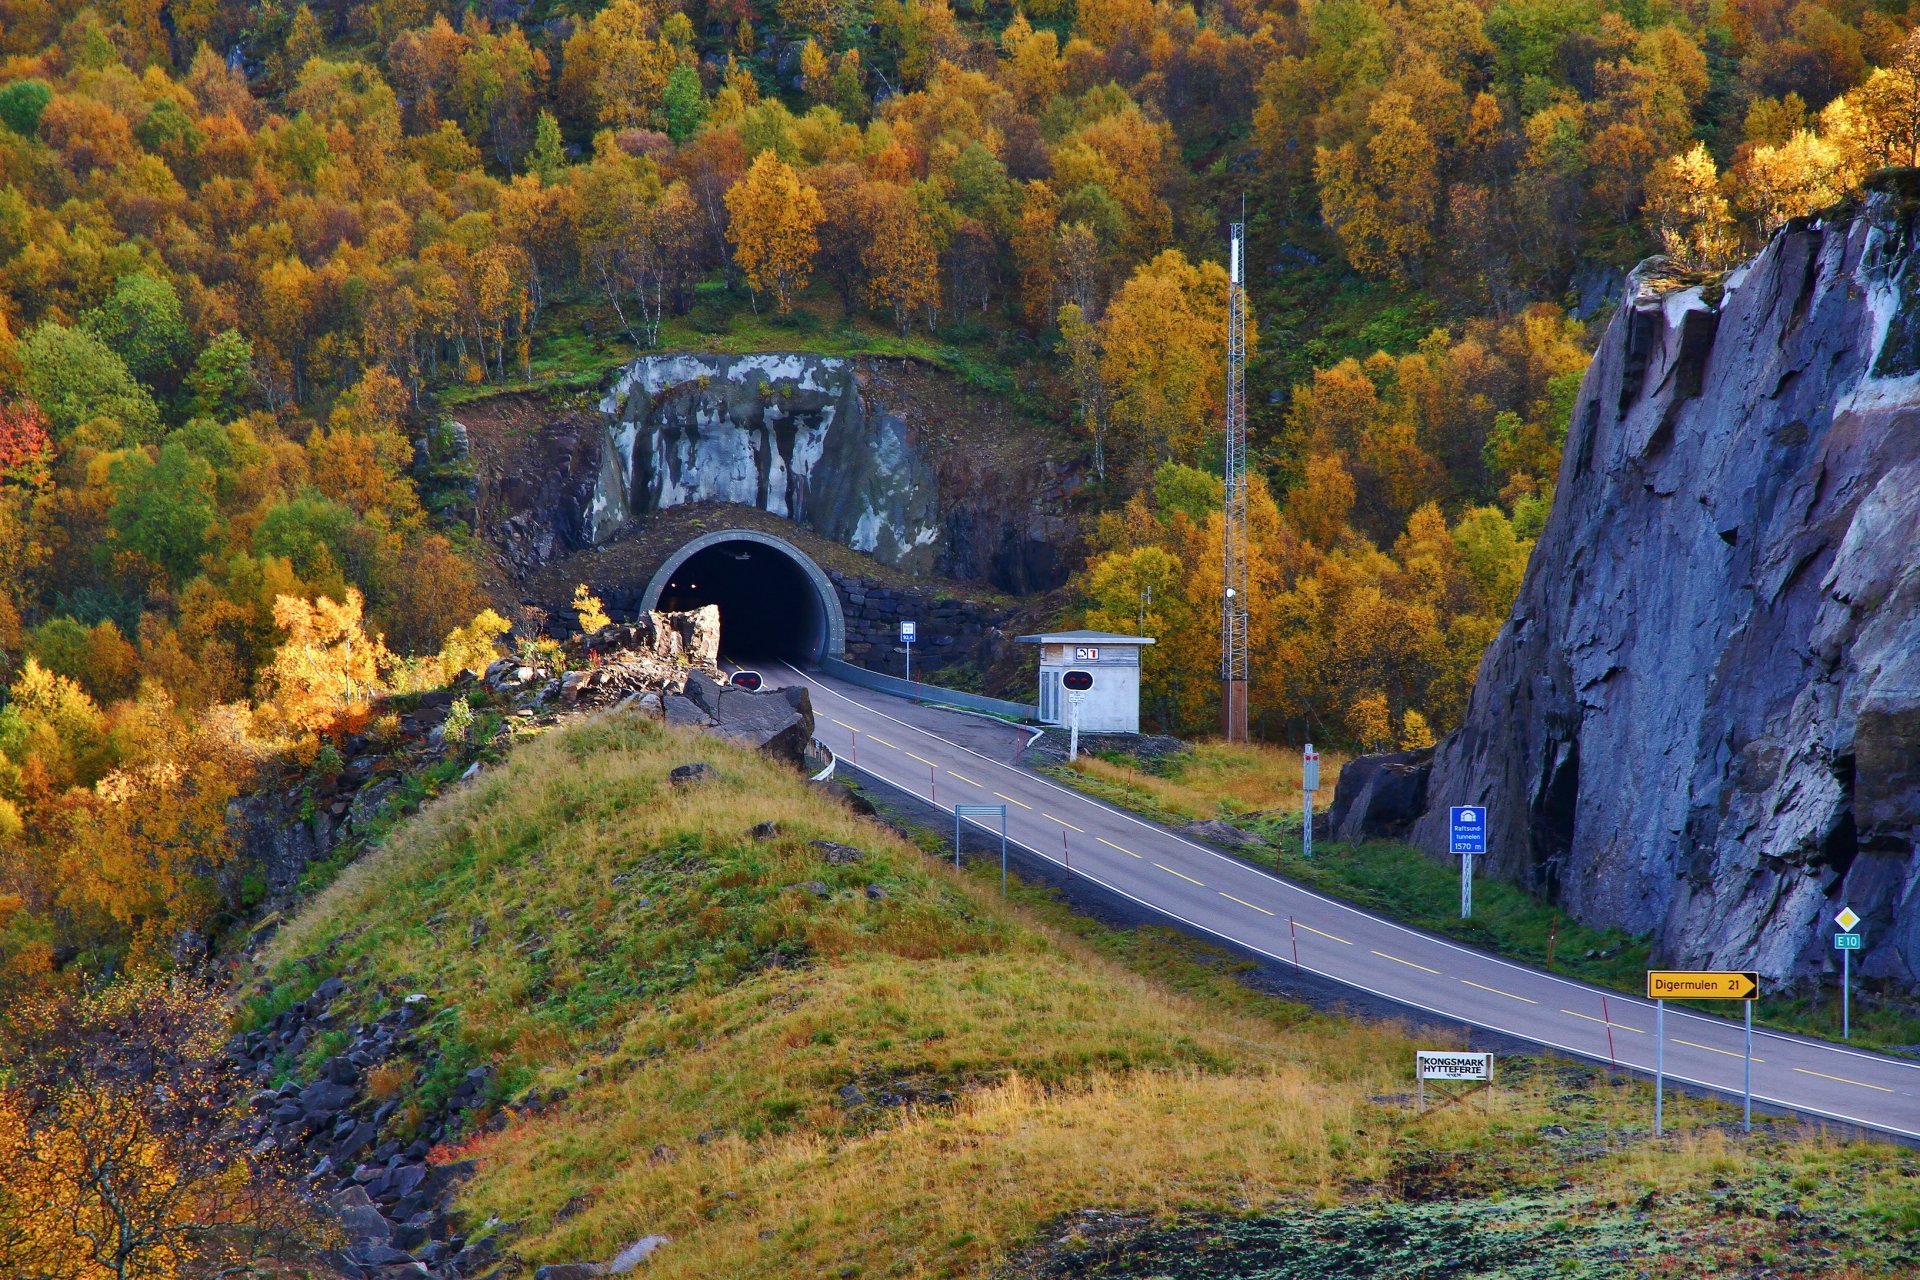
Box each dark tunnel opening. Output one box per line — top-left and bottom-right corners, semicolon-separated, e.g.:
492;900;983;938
654;540;831;662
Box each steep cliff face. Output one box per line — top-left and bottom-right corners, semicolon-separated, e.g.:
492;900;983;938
590;353;944;571
1413;186;1920;983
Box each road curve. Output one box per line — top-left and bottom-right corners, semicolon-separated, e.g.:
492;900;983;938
767;662;1920;1141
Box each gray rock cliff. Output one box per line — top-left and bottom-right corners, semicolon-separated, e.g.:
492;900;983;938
1412;183;1920;984
589;353;943;570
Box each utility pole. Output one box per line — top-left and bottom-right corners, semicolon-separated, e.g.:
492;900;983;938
1221;217;1250;743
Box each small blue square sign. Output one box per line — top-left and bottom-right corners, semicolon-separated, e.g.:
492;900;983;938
1449;806;1487;856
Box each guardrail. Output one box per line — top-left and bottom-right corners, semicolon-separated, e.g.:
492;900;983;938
807;738;837;782
819;657;1038;722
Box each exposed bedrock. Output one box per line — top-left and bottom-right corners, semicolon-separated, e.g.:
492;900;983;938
1404;180;1920;983
573;353;1072;591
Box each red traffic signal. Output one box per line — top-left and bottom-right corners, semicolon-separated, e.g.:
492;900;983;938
1061;669;1094;691
729;670;764;690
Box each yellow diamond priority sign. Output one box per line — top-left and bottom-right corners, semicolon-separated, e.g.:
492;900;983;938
1646;970;1759;1000
1836;907;1861;932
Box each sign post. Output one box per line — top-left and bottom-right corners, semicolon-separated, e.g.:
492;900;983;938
1302;744;1320;860
1645;970;1760;1135
1449;806;1486;919
899;620;917;683
1415;1051;1494;1115
1060;670;1094;761
955;804;1010;895
1835;906;1861;1040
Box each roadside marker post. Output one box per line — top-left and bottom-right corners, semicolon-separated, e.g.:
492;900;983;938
1289;915;1300;968
1836;907;1861;1040
1449;806;1485;919
955;804;1009;895
1302;745;1320;860
1645;970;1760;1136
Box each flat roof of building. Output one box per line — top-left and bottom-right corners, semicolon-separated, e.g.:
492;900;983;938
1016;630;1156;645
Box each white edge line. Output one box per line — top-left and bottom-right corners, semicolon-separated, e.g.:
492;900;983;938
783;664;1920;1089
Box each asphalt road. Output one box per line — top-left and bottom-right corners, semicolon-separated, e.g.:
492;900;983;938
759;661;1920;1141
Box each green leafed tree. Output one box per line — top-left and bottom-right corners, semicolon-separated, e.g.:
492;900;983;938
106;444;221;588
17;324;162;445
82;273;194;395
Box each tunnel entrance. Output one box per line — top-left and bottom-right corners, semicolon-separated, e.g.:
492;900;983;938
642;530;844;663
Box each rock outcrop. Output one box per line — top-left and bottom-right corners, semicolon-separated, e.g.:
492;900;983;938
1408;179;1920;982
592;353;943;570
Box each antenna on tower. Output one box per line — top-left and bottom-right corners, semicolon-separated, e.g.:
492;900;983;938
1221;215;1250;743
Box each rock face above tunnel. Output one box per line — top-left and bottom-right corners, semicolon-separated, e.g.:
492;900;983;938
588;354;943;572
1410;186;1920;983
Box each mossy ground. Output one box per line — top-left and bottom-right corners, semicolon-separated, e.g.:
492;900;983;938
248;716;1912;1279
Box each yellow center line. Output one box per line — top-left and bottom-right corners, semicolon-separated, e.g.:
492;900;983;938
830;718;856;731
993;792;1033;810
1794;1066;1892;1093
905;751;937;766
1672;1038;1763;1062
1154;862;1206;886
1294;922;1351;945
946;769;983;787
1043;814;1084;832
1220;892;1275;916
1462;979;1538;1004
1098;837;1143;858
1372;949;1441;975
865;734;898;749
1560;1009;1644;1032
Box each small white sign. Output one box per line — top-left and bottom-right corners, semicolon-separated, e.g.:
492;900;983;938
1074;645;1100;661
900;620;917;643
1417;1051;1493;1081
1835;906;1860;931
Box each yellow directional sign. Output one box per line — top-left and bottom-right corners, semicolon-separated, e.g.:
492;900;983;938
1647;970;1759;1000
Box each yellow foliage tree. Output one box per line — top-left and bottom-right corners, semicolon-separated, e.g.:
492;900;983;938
440;607;513;676
1098;250;1252;470
573;583;611;634
725;151;824;311
859;184;941;334
263;589;391;733
1643;143;1736;270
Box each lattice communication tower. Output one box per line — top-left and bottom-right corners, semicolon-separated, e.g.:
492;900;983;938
1221;221;1250;742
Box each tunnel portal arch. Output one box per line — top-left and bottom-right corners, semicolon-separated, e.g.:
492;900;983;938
641;529;846;663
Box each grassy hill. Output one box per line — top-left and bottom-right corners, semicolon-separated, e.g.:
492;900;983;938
247;714;1916;1278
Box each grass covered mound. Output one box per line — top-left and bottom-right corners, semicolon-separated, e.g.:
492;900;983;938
249;714;1907;1278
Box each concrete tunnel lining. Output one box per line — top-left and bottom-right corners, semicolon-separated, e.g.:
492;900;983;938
640;529;847;662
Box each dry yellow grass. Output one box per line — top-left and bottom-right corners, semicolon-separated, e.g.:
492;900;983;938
1065;739;1350;824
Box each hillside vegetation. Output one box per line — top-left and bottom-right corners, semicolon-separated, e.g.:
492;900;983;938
248;713;1917;1277
13;0;1920;986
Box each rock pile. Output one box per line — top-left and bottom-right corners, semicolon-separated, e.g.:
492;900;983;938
229;982;500;1279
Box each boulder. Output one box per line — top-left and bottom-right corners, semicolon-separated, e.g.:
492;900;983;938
809;840;864;864
1328;750;1434;844
534;1265;609;1280
669;762;717;788
707;686;814;767
662;695;712;728
682;669;725;717
608;1237;671;1273
1174;819;1267;853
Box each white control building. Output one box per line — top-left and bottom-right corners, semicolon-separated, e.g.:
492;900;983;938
1017;630;1156;734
